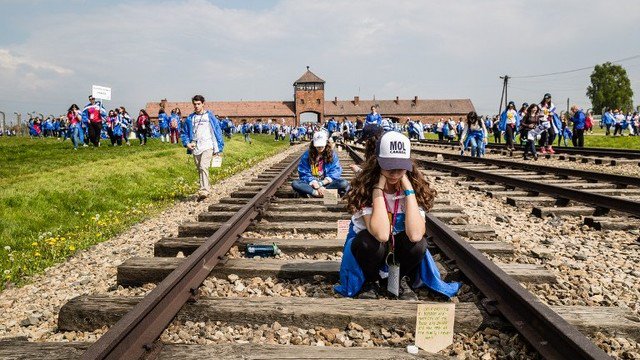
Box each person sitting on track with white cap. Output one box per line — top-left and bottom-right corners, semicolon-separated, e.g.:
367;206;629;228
334;131;460;300
291;130;349;198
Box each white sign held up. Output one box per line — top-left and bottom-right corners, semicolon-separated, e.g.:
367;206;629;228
92;85;112;101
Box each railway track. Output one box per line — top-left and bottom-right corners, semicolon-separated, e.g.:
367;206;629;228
399;146;640;229
1;144;637;359
416;139;640;166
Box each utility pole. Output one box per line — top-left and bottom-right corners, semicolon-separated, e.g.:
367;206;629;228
498;75;510;115
566;98;570;113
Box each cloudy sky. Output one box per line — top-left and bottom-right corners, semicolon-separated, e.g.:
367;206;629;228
1;0;639;124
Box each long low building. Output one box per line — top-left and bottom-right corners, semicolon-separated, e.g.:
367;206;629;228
145;67;474;126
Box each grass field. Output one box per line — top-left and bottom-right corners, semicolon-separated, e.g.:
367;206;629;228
422;125;640;149
0;135;288;290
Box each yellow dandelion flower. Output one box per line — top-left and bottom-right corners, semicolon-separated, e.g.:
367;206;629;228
69;245;76;251
34;252;41;257
32;242;38;247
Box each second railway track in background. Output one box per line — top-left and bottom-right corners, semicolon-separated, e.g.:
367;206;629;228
0;143;638;359
416;139;640;166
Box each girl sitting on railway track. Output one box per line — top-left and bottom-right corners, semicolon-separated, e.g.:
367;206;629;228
291;130;349;198
335;131;460;300
460;111;488;157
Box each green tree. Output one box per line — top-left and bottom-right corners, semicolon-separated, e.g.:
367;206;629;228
586;62;634;114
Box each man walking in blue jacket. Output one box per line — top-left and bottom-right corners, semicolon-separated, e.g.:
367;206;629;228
181;95;225;200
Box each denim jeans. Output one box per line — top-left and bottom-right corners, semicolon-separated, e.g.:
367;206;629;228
291;179;349;197
71;126;82;149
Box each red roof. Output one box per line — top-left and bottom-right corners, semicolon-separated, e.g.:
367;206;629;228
324;99;474;116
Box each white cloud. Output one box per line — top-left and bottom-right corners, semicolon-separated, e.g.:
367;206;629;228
0;49;73;75
0;0;639;116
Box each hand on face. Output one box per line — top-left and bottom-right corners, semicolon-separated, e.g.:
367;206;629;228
380;169;408;191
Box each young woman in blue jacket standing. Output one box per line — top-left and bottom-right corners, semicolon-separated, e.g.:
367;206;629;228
499;101;520;150
291;130;349;198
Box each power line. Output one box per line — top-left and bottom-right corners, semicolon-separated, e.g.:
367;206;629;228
510;53;640;79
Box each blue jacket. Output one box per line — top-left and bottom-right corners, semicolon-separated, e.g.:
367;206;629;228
498;110;521;132
602;111;615;126
180;111;225;154
81;102;106;123
298;149;343;184
334;222;461;298
241;123;252;134
109;116;123;137
326;119;338;132
179;120;190;145
365;112;382;126
158;113;170;129
570;110;586;130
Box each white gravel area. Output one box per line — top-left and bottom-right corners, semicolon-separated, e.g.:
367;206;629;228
428;173;640;359
0;143;306;342
414;143;640;178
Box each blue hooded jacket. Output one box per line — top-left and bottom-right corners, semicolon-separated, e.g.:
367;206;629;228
498;110;521;132
298;149;343;183
180;110;225;154
334;222;461;298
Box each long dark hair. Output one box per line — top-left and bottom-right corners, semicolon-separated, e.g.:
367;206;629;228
523;103;540;124
466;111;479;126
67;104;79;112
308;141;334;165
345;155;436;214
540;94;552;107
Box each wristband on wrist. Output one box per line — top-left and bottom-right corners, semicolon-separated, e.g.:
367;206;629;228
404;189;415;196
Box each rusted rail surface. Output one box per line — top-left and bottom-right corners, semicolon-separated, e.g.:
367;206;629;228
81;153;302;360
346;144;611;360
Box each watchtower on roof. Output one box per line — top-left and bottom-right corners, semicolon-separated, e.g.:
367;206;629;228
293;66;325;126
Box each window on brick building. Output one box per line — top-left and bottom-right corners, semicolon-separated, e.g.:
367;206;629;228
300;99;304;104
316;99;321;104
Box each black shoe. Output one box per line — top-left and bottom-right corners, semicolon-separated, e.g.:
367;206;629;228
534;154;539;161
398;277;418;301
357;282;380;299
523;155;529;160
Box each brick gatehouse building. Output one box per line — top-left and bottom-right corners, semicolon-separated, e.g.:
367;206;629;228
145;67;475;126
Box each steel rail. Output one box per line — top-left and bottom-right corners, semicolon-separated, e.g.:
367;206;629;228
417;157;640;217
81;153;302;360
347;143;611;359
418;139;640;159
426;214;611;360
410;147;640;188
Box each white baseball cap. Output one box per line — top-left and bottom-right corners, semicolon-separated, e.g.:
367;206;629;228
376;131;412;171
313;130;328;147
